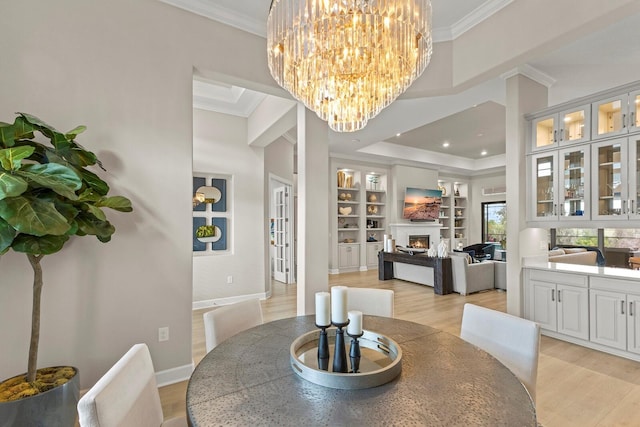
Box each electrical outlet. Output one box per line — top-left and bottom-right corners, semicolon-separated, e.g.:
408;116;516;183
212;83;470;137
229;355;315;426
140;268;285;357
158;327;169;342
227;276;233;284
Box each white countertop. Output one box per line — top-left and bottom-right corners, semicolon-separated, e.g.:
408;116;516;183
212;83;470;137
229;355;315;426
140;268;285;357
524;259;640;280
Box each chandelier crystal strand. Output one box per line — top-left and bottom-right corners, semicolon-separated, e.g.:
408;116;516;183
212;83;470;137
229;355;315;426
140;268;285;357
268;0;432;132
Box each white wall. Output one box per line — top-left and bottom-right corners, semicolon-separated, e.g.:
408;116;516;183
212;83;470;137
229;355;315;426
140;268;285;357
391;165;439;223
0;0;276;388
264;137;295;282
468;172;507;243
192;109;265;303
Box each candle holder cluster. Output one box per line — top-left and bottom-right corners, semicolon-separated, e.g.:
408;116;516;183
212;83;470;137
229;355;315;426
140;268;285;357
316;320;362;374
290;327;403;390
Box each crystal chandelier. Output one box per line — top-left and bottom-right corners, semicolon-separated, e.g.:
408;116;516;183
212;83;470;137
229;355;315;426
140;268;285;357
267;0;432;132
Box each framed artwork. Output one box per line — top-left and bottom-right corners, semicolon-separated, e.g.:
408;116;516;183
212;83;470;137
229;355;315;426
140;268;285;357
211;178;226;212
193;177;206;212
211;218;227;251
193;217;207;251
193;173;230;254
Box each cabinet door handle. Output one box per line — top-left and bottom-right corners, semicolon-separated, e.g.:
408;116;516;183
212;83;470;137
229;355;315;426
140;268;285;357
554;204;557;216
554;130;557;143
631;199;635;215
622;300;625;315
623;114;627;128
552;289;555;302
560;129;564;141
623;199;627;215
558;290;562;303
631;302;634;317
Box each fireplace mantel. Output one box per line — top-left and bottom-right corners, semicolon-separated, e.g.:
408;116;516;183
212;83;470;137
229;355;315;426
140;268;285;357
389;223;443;249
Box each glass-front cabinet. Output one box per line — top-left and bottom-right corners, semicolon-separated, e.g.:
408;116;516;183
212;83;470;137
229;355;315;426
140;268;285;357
631;90;640;133
559;146;590;219
530;147;590;221
531;105;590;151
591;138;640;220
531;152;557;221
592;93;640;139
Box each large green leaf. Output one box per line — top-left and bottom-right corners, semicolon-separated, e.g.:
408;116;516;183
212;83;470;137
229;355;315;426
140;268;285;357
96;196;133;212
0;218;16;252
77;188;101;203
75;212;115;239
0;171;28;200
86;204;106;221
65;125;86;140
17;163;81;200
0;196;71;236
0;116;35;148
80;168;109;195
18;113;71;151
11;233;69;255
0;146;35;170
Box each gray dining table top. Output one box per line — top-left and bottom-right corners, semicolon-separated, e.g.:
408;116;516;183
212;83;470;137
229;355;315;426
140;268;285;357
187;315;536;426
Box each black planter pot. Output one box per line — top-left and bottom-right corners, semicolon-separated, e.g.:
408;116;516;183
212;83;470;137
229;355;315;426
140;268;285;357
0;367;79;427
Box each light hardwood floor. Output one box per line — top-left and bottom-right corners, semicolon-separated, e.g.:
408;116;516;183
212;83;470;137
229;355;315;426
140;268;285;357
160;270;640;426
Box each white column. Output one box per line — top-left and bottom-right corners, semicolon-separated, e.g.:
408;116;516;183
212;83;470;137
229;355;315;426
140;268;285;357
297;104;329;315
504;74;548;316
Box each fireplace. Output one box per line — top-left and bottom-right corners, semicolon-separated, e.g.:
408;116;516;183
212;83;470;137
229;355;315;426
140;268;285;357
409;235;429;249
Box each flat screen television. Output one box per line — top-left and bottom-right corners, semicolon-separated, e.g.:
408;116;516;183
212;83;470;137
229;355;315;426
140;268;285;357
402;187;442;221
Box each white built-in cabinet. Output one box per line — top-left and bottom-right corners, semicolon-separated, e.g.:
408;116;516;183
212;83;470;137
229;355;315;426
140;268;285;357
437;180;468;249
592;90;640;140
531;104;590;151
529;145;590;221
524;266;640;362
527;80;640;225
333;164;388;273
591;137;640;220
589;277;640;355
527;270;589;340
338;244;360;270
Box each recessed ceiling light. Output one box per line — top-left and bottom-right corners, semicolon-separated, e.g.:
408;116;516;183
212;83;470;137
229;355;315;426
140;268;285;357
442;142;450;148
396;133;401;137
481;150;488;156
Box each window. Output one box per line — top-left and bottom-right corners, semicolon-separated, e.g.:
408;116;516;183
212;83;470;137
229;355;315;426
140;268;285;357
555;228;598;247
604;229;640;249
481;201;506;244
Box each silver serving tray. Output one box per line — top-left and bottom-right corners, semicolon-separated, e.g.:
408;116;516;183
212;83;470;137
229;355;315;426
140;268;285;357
290;328;402;390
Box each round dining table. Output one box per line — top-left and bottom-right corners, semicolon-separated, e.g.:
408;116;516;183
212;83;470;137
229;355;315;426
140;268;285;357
186;315;536;426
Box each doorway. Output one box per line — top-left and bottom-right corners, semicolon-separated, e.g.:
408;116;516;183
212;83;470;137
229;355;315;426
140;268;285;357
270;175;294;284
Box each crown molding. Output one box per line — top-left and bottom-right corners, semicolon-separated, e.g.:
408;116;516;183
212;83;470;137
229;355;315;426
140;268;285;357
158;0;266;37
450;0;515;40
161;0;511;42
500;64;557;88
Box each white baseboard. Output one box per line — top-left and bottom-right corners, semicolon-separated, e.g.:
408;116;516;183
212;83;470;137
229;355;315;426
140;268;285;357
156;362;194;387
329;268;340;274
192;292;268;310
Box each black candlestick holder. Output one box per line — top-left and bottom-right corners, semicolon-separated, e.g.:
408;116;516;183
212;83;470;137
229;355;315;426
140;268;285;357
315;323;330;371
332;320;350;373
348;332;364;373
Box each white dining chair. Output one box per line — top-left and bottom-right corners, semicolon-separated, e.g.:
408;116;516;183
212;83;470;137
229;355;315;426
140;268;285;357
346;287;394;317
77;343;187;427
203;298;264;353
460;303;541;402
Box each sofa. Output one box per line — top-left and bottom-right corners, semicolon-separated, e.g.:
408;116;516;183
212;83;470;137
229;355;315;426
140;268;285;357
548;247;598;265
450;252;495;296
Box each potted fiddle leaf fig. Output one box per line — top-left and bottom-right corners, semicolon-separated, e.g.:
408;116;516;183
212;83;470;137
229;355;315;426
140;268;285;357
0;113;132;425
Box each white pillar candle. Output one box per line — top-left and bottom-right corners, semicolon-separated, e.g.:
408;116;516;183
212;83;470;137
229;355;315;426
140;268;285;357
331;286;348;324
347;310;363;335
315;292;331;326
